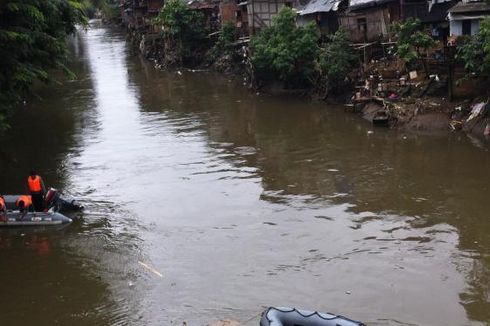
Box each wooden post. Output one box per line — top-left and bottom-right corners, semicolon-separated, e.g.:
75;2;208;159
447;45;454;101
448;59;454;101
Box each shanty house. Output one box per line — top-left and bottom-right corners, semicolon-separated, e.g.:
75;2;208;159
120;0;165;30
219;0;249;36
297;0;345;34
448;0;490;36
403;0;457;41
339;0;400;42
187;0;221;31
240;0;294;34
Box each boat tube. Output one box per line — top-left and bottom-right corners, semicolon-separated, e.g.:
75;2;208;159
260;307;365;326
0;211;72;227
3;188;83;212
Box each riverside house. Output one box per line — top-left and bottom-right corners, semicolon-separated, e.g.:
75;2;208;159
241;0;295;34
404;0;457;42
120;0;165;31
448;0;490;36
220;0;250;36
297;0;346;35
339;0;401;43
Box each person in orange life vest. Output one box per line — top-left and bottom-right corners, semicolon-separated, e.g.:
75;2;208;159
16;195;32;221
16;195;32;211
26;170;46;212
0;195;6;222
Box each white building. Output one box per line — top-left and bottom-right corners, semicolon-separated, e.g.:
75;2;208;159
448;0;490;36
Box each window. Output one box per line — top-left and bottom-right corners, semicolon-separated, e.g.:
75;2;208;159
357;18;367;32
462;19;471;35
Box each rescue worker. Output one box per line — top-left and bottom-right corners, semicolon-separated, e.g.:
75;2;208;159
26;170;46;212
15;195;32;219
16;195;32;221
0;195;6;222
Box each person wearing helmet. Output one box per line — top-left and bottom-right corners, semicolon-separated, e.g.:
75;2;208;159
26;170;46;212
0;195;6;222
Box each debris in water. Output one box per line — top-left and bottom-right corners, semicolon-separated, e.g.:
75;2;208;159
177;71;182;75
345;291;351;295
138;261;163;278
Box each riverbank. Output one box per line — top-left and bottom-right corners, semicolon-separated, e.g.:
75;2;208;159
125;25;490;140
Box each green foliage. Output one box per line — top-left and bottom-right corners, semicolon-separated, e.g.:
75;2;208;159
392;18;436;67
0;0;87;128
318;29;356;87
155;0;207;63
250;8;319;87
213;22;237;57
457;17;490;78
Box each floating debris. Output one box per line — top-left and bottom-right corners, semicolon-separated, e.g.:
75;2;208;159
138;261;163;278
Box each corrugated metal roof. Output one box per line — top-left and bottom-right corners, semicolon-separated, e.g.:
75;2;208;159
348;0;396;11
300;0;342;15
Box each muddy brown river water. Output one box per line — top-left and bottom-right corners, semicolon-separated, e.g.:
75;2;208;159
0;21;489;326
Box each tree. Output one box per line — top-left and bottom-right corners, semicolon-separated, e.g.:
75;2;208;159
250;8;319;88
392;18;436;76
318;29;357;96
457;17;490;80
0;0;87;129
155;0;207;66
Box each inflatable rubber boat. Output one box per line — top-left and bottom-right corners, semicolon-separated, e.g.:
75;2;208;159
3;188;83;212
1;189;82;227
0;211;72;226
260;307;365;326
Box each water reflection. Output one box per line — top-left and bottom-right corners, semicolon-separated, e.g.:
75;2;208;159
0;20;489;325
125;39;490;324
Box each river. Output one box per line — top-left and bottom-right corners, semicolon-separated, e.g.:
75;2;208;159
0;21;489;326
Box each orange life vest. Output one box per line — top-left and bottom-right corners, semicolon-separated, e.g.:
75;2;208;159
28;175;42;193
15;195;32;209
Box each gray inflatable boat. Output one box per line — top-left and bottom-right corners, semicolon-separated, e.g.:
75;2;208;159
260;307;365;326
3;188;83;212
0;211;72;227
1;189;81;227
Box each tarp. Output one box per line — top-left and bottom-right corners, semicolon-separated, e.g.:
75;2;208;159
300;0;342;15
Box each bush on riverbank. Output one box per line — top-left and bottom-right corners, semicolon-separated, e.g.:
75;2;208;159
209;22;243;73
250;8;319;88
155;0;209;67
392;18;436;77
317;29;357;97
457;17;490;88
